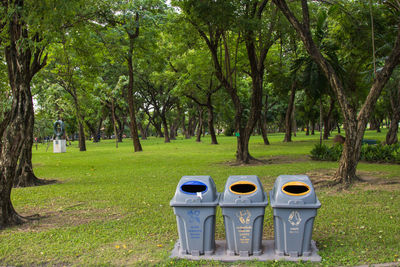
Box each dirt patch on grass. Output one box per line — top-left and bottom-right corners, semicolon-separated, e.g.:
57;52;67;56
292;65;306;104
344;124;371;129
14;203;125;232
223;155;311;166
307;169;400;191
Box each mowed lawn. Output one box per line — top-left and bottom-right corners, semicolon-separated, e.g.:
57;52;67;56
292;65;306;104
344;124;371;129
1;131;400;266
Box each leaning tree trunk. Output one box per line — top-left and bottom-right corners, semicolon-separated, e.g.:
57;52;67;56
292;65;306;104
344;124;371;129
283;81;296;142
259;94;270;145
273;0;400;186
386;83;400;144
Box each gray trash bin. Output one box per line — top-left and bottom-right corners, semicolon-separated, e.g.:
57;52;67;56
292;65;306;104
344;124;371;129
269;175;321;257
170;176;219;256
219;175;268;256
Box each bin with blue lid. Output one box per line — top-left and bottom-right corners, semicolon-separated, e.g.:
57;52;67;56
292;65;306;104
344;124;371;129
219;175;268;257
170;176;219;256
270;175;321;257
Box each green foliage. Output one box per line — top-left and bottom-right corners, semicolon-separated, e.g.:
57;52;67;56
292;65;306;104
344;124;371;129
311;143;400;163
360;143;400;163
310;143;343;161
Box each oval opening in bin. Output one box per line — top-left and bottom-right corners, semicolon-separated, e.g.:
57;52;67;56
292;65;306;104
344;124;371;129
180;181;208;195
229;181;257;195
282;182;310;196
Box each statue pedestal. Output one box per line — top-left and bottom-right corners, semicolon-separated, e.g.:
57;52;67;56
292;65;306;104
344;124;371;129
53;139;66;153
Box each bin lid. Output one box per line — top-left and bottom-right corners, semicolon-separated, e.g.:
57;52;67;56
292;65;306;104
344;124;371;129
170;176;219;207
269;175;321;208
219;175;268;207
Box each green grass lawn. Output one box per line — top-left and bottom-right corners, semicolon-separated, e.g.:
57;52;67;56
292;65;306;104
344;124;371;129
1;130;400;266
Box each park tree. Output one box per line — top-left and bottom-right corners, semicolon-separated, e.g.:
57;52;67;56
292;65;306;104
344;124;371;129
385;70;400;144
174;0;279;163
273;0;400;186
95;0;167;151
0;0;90;227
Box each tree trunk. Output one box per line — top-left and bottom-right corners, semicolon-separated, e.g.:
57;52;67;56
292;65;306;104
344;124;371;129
284;80;296;142
323;97;335;140
196;107;203;142
260;94;270;145
207;95;218;145
306;122;310;135
274;0;400;185
161;113;170;143
111;99;118;148
259;119;270;145
386;83;400;144
117;117;124;142
13;96;46;187
78;121;86;151
334;121;364;185
126;32;142;152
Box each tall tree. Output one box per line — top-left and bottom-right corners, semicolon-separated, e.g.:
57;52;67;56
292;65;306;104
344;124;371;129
0;0;49;227
175;0;278;163
273;0;400;186
96;0;166;151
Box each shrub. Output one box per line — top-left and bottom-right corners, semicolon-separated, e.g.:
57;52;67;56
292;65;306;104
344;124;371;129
310;143;400;163
310;144;342;161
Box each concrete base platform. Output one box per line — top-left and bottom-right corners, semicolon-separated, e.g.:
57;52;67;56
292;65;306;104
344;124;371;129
170;240;321;262
53;139;66;153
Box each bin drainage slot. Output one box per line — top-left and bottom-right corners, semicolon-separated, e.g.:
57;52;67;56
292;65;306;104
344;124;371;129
180;181;208;194
229;182;257;195
282;182;310;196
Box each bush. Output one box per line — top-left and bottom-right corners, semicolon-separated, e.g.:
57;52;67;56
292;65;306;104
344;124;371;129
310;143;400;163
310;144;342;161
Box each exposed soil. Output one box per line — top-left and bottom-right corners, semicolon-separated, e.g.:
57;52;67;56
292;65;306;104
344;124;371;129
307;169;400;191
13;203;125;232
223;155;311;166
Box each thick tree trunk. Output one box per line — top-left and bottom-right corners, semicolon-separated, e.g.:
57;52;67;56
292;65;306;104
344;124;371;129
13;97;45;187
334;122;364;186
306;122;310;135
196;107;203;142
284;81;296;142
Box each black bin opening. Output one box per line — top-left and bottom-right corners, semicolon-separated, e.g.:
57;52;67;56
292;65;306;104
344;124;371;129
181;184;207;194
230;183;256;194
283;185;309;195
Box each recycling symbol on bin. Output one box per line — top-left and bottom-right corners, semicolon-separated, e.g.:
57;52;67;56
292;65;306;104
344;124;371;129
237;209;251;224
288;210;302;226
